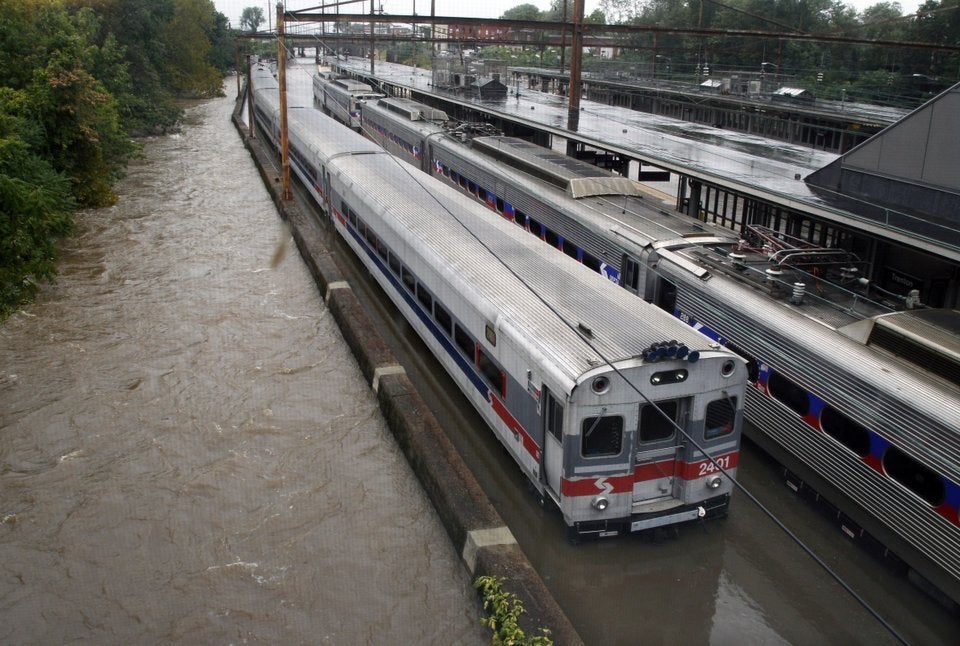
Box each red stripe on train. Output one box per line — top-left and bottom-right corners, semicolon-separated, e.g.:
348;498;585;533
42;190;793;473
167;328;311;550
560;451;739;497
490;394;540;463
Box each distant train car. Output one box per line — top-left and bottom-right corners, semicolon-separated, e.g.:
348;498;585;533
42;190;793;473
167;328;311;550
250;67;748;539
312;73;383;130
358;93;960;604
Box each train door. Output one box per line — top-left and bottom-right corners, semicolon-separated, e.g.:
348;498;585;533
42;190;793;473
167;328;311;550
542;389;564;503
633;398;688;503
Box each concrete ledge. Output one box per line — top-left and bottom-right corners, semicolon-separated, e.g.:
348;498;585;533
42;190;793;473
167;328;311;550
233;97;582;645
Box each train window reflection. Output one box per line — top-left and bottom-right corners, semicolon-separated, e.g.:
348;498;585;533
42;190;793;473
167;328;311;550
882;446;945;506
454;324;474;361
820;406;870;457
582;251;601;273
416;283;433;312
581;415;623;457
767;370;810;418
705;397;737;440
401;266;415;293
545;228;560;248
640;401;677;442
546;396;563;442
434;303;453;337
388;253;401;277
477;348;505;398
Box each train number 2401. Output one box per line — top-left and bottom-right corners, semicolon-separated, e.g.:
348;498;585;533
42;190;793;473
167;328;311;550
698;455;732;476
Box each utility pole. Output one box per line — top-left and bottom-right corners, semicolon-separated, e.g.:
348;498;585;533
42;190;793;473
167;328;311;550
565;0;584;153
246;54;256;139
369;0;376;75
276;2;291;201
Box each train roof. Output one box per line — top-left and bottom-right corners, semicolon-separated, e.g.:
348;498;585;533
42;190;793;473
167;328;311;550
471;136;647;199
255;68;730;384
373;97;449;123
332;151;721;385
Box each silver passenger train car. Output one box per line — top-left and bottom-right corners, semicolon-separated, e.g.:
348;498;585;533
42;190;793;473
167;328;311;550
358;94;960;604
312;73;383;130
250;67;747;539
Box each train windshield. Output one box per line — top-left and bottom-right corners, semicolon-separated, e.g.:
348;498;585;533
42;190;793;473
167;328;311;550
581;415;624;457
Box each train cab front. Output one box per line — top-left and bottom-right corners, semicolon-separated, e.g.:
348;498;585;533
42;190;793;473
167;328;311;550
554;348;746;541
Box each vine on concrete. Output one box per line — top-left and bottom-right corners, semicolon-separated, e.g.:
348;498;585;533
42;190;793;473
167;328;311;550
474;575;553;646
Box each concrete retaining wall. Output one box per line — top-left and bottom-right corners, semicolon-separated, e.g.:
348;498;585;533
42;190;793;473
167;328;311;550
233;91;581;644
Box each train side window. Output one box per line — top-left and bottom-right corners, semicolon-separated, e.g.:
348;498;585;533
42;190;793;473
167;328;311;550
454;324;474;361
377;239;389;261
546;395;564;442
434;302;453;337
478;187;487;202
639;400;677;442
705;397;737;439
477;348;505;398
767;370;810;418
544;228;560;248
459;175;468;190
416;283;433;312
468;180;477;194
561;238;579;259
450;170;459;184
496;198;504;213
582;415;624;457
528;217;543;239
514;209;526;228
401;266;416;293
582;251;601;273
388;252;401;277
820;406;870;457
622;256;640;292
882;446;945;506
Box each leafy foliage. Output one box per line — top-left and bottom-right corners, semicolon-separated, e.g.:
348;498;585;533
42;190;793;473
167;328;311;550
502;0;960;96
0;0;237;319
474;575;553;646
240;6;265;32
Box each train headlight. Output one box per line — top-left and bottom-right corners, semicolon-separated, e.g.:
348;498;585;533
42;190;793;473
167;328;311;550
707;475;723;490
721;359;737;378
592;496;610;511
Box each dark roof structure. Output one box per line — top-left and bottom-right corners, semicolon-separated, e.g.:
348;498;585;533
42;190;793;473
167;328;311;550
805;82;960;249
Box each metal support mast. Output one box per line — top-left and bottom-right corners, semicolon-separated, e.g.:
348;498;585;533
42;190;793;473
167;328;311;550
565;0;584;152
277;2;291;200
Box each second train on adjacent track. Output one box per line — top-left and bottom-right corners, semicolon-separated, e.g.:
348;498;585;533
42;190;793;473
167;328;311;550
350;91;960;605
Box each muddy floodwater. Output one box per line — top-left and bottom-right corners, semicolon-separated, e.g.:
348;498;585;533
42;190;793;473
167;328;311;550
0;79;486;644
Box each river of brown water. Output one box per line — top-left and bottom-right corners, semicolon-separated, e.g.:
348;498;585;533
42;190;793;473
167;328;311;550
0;79;486;644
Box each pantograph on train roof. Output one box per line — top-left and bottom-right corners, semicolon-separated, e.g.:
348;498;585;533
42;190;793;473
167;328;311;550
470;136;647;199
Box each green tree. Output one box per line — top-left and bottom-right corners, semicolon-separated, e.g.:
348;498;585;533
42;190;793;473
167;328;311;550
0;89;76;319
161;0;224;97
240;6;265;32
502;3;543;20
89;0;182;135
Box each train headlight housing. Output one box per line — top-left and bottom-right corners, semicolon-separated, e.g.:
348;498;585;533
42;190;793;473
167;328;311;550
592;496;610;511
707;475;723;490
